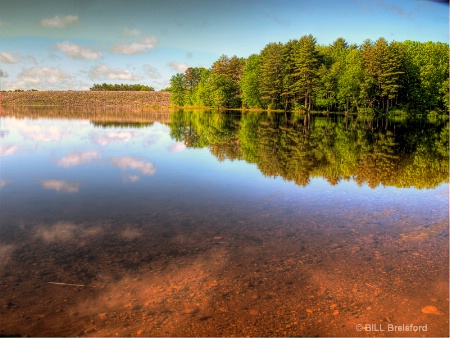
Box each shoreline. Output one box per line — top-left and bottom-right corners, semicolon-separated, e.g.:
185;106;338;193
0;90;171;107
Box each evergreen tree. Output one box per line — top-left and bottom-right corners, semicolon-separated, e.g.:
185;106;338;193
291;35;320;112
259;42;284;109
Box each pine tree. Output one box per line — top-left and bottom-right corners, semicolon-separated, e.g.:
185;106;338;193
291;35;320;112
259;43;284;109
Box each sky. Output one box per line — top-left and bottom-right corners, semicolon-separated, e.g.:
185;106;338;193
0;0;448;91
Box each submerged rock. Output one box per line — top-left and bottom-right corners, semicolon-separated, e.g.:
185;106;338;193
421;305;442;315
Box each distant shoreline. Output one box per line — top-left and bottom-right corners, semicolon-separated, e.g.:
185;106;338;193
0;91;171;107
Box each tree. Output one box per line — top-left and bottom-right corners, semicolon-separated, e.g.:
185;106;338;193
169;73;186;106
89;83;154;91
280;39;300;111
211;55;246;83
380;41;406;111
338;49;364;113
240;54;263;108
190;68;212;107
184;67;210;106
361;38;391;111
207;74;240;108
210;55;245;108
291;35;321;112
259;42;284;109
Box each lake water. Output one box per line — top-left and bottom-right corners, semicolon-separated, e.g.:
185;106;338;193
0;107;448;336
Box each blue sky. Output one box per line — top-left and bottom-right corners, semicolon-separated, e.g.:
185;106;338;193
0;0;448;91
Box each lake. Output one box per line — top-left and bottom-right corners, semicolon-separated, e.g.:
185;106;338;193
0;107;448;336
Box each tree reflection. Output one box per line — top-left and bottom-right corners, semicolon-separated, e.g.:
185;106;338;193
169;110;448;189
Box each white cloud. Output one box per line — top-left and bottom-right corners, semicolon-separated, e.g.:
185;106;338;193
169;142;186;152
143;64;161;79
0;52;18;64
4;67;72;90
112;36;158;55
123;27;142;37
41;180;80;192
57;150;102;167
40;15;79;28
0;144;18;156
168;61;189;72
90;130;138;146
55;41;103;60
89;64;142;81
111;156;156;175
21;67;70;84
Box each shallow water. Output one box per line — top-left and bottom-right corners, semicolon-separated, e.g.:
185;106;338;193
0;108;448;336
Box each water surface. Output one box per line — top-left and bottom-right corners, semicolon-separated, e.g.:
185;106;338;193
0;107;448;336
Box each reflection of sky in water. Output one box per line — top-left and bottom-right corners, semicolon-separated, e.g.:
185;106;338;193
0;117;447;228
1;115;448;337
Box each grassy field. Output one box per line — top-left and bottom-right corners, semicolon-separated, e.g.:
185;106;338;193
0;91;171;107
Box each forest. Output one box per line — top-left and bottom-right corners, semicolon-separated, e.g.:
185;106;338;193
169;36;449;114
90;83;155;91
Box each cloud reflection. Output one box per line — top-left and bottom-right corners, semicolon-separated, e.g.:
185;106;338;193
120;227;141;240
57;150;102;167
90;131;138;146
0;144;19;156
0;179;8;188
34;222;77;243
169;142;186;152
122;174;140;182
0;244;16;274
111;156;156;175
41;180;80;192
34;222;103;243
21;123;67;142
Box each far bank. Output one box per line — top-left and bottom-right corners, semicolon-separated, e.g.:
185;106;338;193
0;91;171;107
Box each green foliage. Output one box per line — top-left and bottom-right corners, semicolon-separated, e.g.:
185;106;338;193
240;54;263;108
291;34;321;111
90;83;154;91
259;42;284;109
168;36;448;114
169;73;186;106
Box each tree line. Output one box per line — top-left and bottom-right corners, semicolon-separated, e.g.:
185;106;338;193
90;83;155;91
169;36;449;114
